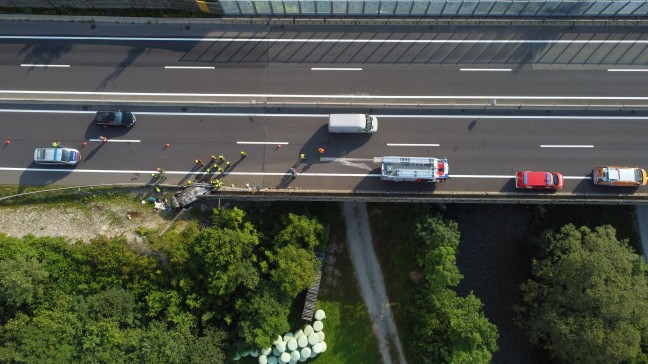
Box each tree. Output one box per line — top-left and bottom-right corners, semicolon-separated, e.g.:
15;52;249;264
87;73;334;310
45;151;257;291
235;289;290;348
410;214;499;364
518;224;648;363
269;245;318;298
0;254;49;313
274;213;326;250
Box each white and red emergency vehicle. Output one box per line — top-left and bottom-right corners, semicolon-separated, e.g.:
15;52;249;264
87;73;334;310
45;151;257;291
380;156;449;183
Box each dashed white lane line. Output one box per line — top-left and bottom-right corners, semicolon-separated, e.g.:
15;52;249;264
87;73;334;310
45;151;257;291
311;67;363;71
88;139;141;143
237;141;289;145
164;66;215;69
540;144;594;148
608;69;648;72
20;64;70;68
387;143;440;147
460;68;512;72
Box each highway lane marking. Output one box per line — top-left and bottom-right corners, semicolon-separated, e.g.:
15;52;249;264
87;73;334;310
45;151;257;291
311;68;363;71
3;90;648;101
88;138;141;143
387;143;440;147
0;167;593;180
237;141;290;145
608;69;648;72
540;145;594;148
4;36;648;45
165;66;215;69
460;68;512;72
2;109;648;121
20;64;70;68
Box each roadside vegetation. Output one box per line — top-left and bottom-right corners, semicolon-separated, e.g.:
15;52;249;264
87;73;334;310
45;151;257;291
368;203;499;363
517;223;648;363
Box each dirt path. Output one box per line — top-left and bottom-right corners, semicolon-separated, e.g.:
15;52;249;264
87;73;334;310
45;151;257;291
342;202;407;364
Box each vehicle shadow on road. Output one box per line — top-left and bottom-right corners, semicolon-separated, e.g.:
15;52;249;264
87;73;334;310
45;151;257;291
17;162;75;192
298;124;373;174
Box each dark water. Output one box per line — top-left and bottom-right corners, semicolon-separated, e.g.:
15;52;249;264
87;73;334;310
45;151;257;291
446;204;548;364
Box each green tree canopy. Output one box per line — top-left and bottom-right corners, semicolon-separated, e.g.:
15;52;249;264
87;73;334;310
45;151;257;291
269;245;318;298
274;213;326;250
410;215;499;364
235;289;290;349
518;224;648;364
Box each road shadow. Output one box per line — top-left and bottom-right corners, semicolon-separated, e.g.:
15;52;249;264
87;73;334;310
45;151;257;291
17;161;75;192
298;124;373;174
83;117;133;141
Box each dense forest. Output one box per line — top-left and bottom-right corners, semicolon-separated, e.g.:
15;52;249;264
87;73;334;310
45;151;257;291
0;206;326;363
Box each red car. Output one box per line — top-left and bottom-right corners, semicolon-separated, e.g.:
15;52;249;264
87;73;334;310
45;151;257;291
515;171;564;190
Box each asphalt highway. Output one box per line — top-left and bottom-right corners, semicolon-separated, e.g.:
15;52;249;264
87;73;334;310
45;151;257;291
0;20;648;197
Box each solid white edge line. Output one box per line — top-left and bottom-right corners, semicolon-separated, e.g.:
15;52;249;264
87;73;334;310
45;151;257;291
540;145;594;148
4;36;648;45
460;68;512;71
88;139;141;143
387;143;440;147
237;141;289;145
310;68;363;71
0;109;648;121
20;64;70;68
164;66;215;69
0;167;595;180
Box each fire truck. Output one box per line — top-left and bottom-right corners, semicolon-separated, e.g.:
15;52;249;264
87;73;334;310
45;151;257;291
380;156;449;183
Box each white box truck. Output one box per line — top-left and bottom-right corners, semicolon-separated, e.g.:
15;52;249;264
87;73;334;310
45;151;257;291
328;114;378;134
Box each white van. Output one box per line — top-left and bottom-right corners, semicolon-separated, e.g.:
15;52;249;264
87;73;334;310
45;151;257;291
328;114;378;134
34;147;81;166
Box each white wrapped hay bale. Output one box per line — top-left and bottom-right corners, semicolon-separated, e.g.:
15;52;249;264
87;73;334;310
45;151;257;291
268;356;278;364
308;333;319;346
280;352;291;363
261;347;272;356
259;354;268;364
303;325;314;336
273;335;284;346
314;309;326;320
276;341;287;353
297;335;308;348
233;353;241;361
312;342;323;354
300;347;311;360
320;342;327;352
272;347;281;356
251;351;259;357
316;331;325;343
287;338;298;351
309;349;318;358
283;332;294;342
313;320;323;332
293;329;304;340
290;350;300;361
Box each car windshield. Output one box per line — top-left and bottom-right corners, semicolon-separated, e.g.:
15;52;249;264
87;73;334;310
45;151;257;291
365;114;373;130
61;149;71;161
98;111;122;122
552;173;559;185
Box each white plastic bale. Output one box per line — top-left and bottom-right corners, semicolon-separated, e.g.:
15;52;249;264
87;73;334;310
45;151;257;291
290;350;300;361
313;320;323;332
259;354;268;364
317;331;325;342
272;347;281;356
298;356;308;363
268;355;278;364
276;341;287;353
233;353;241;360
262;347;272;355
283;332;294;342
273;335;284;346
321;341;327;352
287;338;298;351
300;347;311;359
303;325;314;336
308;333;319;345
293;329;304;340
297;335;308;348
309;349;318;358
251;351;259;357
280;352;291;363
312;342;323;353
314;309;326;320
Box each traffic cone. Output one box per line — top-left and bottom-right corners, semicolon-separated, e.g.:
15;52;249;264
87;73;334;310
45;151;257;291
4;140;10;145
164;143;170;149
81;141;88;148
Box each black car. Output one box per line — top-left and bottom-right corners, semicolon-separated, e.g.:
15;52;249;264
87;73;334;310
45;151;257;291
94;111;136;127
